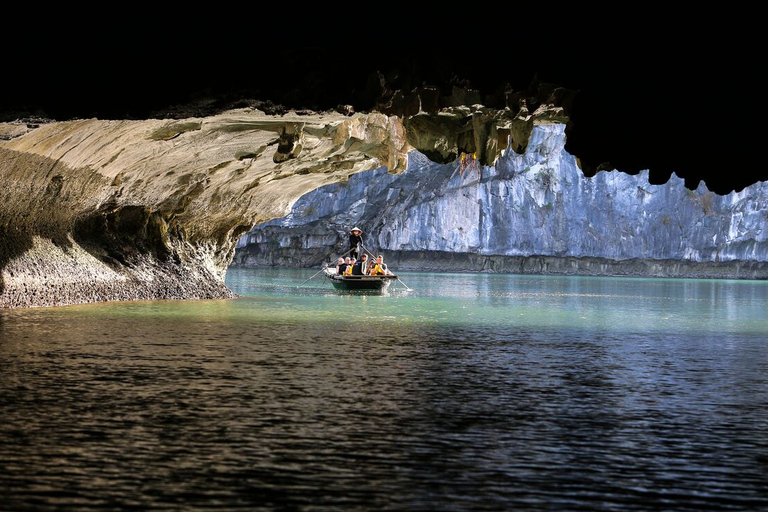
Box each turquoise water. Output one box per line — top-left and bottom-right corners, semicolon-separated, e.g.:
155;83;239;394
227;268;768;335
1;269;767;511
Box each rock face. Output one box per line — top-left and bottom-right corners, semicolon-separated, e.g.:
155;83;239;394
233;124;768;280
0;110;410;307
1;103;562;308
4;93;764;309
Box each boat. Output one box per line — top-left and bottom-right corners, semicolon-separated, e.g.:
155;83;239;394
322;267;399;293
310;241;410;294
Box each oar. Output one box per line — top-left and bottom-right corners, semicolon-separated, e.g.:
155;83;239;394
360;243;376;259
298;265;328;287
395;275;412;291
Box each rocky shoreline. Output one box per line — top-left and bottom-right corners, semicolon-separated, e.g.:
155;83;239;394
0;236;235;309
232;249;768;281
6;247;765;309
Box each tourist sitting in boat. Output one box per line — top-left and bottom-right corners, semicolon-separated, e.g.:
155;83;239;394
344;257;356;275
335;257;348;275
368;255;392;275
351;254;369;275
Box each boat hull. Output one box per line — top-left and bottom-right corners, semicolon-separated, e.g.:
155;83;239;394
326;274;397;292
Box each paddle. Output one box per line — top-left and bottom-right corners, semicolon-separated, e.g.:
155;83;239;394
395;275;412;291
360;242;377;259
297;264;329;287
363;246;410;291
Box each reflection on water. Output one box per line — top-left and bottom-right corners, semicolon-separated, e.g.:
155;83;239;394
1;269;767;511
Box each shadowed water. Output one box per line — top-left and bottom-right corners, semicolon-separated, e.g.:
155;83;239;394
1;269;767;511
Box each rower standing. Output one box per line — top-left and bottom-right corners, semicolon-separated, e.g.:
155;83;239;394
348;227;363;259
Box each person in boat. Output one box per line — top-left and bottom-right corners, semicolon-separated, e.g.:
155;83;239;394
351;254;369;275
348;227;363;259
344;257;356;275
335;257;347;275
368;254;391;275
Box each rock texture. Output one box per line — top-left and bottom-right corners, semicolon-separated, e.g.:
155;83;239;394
1;102;562;308
234;124;768;280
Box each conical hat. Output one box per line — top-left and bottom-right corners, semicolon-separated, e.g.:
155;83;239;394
350;227;362;232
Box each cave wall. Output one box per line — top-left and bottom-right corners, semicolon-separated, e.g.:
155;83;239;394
0;111;407;307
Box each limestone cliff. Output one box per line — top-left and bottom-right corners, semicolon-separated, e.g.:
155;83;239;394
1;103;558;307
234;124;768;280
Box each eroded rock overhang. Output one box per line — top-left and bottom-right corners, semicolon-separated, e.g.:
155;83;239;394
0;103;561;307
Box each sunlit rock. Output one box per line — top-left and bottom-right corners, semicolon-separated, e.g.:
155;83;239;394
0;110;412;307
1;102;563;307
235;124;768;279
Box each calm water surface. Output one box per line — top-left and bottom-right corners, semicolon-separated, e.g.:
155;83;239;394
1;269;767;511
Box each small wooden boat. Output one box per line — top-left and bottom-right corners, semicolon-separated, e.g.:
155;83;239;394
322;267;398;293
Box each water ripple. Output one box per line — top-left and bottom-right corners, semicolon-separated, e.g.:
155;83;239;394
2;272;768;510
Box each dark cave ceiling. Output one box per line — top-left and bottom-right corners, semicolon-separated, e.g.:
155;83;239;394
2;43;764;195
